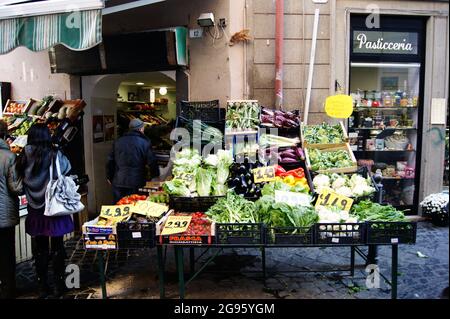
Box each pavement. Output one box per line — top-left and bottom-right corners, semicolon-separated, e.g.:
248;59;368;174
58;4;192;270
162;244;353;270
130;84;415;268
15;221;449;299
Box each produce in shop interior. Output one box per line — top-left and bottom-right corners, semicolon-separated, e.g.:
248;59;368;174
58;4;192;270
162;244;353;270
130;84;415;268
226;101;260;131
308;148;354;171
260;108;300;129
313;173;375;198
302;123;346;145
5;101;27;114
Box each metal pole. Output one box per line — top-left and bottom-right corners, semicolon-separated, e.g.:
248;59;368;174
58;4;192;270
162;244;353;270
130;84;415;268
97;251;107;299
175;246;185;299
261;246;266;284
274;0;284;108
189;247;195;277
303;9;320;125
391;244;398;299
157;246;165;299
367;245;378;265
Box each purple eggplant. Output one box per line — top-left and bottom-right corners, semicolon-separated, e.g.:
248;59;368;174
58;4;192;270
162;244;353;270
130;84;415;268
282;119;299;127
296;147;305;160
280;157;298;163
281;152;298;160
262;109;275;116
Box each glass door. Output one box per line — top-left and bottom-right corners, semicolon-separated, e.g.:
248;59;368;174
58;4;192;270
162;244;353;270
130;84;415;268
348;62;421;211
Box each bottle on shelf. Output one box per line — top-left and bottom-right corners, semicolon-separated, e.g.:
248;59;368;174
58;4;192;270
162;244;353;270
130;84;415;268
383;91;392;107
400;92;409;107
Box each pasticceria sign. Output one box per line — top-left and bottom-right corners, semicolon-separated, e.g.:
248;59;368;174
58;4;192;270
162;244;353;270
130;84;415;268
352;30;418;55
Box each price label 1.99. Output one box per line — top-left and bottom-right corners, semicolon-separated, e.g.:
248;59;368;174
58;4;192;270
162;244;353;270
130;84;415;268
315;189;354;212
100;205;133;222
252;166;276;183
161;216;192;235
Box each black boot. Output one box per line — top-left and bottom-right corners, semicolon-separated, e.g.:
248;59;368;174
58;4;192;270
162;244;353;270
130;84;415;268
34;253;51;299
52;251;67;299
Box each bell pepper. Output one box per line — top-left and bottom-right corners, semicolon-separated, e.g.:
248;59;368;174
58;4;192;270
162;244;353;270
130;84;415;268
283;175;296;186
274;165;286;176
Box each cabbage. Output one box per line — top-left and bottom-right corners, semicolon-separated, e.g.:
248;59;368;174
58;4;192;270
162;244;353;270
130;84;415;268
163;179;191;197
196;167;213;196
213;183;228;196
216;150;233;185
204;154;219;167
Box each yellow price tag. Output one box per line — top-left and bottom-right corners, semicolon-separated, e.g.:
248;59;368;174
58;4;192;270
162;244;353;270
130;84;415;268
252;166;276;183
325;95;354;119
100;205;133;222
161;216;192;235
315;189;354;212
132;201;168;218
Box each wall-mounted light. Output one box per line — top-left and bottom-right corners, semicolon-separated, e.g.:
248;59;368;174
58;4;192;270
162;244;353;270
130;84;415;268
150;89;156;103
159;87;168;96
197;13;215;27
136;82;145;85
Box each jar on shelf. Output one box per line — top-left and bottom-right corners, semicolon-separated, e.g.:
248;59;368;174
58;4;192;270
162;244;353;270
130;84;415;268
383;92;392;107
394;91;402;107
400;92;409;107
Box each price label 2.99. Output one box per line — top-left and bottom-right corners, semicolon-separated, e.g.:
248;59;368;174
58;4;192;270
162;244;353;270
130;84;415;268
161;216;192;235
315;189;354;212
252;166;276;183
100;205;133;221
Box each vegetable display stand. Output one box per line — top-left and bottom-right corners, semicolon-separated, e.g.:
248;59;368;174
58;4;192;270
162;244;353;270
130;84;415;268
169;196;225;213
301;122;349;149
305;143;358;174
117;222;156;249
265;226;314;246
366;222;417;245
216;223;264;245
178;100;224;124
315;223;366;245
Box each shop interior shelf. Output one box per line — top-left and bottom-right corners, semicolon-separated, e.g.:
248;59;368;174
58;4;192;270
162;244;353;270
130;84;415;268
354;106;418;110
351;127;417;131
353;149;416;153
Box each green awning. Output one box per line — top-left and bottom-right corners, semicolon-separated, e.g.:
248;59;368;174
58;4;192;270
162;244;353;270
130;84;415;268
0;9;102;55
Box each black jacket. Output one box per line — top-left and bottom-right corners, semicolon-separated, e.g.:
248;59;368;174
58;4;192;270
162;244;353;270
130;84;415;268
107;131;159;189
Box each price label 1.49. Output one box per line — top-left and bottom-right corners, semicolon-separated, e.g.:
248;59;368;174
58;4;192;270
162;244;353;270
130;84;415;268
252;166;276;183
161;216;192;235
315;189;354;212
100;205;133;221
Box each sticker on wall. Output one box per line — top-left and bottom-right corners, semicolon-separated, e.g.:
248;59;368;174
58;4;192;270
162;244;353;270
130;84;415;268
92;115;104;143
325;95;354;119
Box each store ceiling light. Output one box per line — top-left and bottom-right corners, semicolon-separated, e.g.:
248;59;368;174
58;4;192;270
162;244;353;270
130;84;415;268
159;87;168;95
136;82;145;85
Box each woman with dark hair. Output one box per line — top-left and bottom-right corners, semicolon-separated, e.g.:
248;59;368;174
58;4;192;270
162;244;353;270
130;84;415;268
0;120;22;299
18;123;73;299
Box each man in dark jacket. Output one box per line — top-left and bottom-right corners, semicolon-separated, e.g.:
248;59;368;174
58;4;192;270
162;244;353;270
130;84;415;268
0;120;22;299
107;119;160;203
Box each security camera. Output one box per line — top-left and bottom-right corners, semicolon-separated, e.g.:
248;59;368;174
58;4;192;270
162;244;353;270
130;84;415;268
197;13;215;27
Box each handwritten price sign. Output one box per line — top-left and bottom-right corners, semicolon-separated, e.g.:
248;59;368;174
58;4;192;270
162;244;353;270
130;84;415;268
275;190;312;207
132;201;168;218
100;205;133;222
161;216;192;235
178;172;195;183
315;189;354;212
252;166;276;183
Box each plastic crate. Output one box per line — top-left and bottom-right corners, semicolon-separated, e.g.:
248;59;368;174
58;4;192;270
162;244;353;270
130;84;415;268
366;222;417;245
216;223;264;245
265;226;314;246
315;223;366;245
169;196;225;213
117;222;156;249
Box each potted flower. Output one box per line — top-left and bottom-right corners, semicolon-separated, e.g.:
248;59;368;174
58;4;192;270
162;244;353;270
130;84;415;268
420;193;449;226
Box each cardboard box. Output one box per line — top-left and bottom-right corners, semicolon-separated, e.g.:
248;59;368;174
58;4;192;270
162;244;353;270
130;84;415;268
82;218;117;250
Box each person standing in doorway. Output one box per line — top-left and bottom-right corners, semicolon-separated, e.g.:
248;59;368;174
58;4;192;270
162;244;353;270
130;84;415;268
17;123;74;299
107;119;160;203
0;120;22;299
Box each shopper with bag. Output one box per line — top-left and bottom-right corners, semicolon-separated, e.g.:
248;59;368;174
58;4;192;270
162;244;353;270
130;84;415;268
0;120;22;299
18;123;75;299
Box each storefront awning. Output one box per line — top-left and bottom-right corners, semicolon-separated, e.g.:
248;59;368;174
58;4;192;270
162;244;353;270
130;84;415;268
0;0;104;55
0;8;103;54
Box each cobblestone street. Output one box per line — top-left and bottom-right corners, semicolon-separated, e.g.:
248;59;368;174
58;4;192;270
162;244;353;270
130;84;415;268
15;221;449;299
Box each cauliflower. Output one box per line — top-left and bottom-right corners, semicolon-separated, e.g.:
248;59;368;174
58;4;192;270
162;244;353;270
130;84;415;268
313;174;330;189
332;177;347;190
335;186;353;198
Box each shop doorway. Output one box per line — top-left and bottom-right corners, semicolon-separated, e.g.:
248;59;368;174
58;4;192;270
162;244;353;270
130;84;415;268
82;71;184;214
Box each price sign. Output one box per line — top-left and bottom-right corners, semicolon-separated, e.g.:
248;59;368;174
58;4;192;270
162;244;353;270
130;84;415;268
161;216;192;235
132;201;168;218
315;189;354;212
100;205;133;222
252;166;276;183
325;95;354;119
275;190;312;207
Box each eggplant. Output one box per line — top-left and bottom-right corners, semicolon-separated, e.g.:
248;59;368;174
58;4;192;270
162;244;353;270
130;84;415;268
281;152;298;160
262;109;275;117
238;165;247;175
229;177;241;188
280;157;298;163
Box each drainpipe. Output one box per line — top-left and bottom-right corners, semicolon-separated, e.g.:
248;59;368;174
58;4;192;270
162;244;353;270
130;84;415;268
275;0;284;109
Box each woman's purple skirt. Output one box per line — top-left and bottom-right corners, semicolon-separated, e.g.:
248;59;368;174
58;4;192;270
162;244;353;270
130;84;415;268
25;206;74;237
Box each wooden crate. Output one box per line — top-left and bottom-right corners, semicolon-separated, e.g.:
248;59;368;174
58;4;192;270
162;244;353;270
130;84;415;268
305;143;358;174
301;121;349;149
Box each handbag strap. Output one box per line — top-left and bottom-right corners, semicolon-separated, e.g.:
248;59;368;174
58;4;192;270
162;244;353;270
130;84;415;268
49;152;62;180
